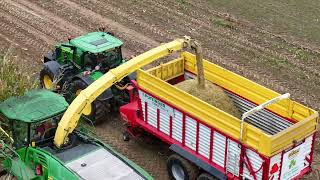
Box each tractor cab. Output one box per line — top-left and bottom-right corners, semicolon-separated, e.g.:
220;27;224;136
0;90;68;149
48;31;124;73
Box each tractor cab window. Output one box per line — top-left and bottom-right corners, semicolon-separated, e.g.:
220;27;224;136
82;47;122;73
83;53;97;70
55;47;62;59
30;116;59;144
12;121;28;149
92;47;122;72
99;47;122;69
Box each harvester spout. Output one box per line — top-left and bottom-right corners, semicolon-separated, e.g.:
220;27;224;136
190;40;205;89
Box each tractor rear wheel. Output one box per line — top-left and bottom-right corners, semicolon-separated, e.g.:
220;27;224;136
69;80;109;124
167;154;199;180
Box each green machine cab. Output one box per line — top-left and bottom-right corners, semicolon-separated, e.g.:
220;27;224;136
40;31;131;124
0;90;152;180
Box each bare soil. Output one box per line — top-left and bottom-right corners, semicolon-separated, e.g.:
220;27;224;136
0;0;319;179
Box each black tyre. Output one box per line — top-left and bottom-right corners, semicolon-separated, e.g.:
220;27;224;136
69;80;109;124
167;154;199;180
40;61;61;90
40;66;55;90
197;173;216;180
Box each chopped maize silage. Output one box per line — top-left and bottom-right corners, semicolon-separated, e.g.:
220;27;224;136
175;79;241;118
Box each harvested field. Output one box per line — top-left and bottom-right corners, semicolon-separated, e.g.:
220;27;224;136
0;0;319;179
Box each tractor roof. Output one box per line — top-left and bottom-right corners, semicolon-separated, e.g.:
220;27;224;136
0;90;68;123
70;32;123;53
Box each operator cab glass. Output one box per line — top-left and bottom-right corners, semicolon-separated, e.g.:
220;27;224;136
30;115;60;145
0;90;69;149
10;114;62;149
12;121;28;149
100;47;123;68
83;47;123;72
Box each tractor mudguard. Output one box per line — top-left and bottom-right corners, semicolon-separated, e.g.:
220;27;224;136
74;74;94;85
43;61;61;77
73;74;113;101
97;89;113;101
43;51;54;63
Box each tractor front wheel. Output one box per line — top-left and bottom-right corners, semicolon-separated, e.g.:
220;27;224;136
40;67;54;90
40;61;61;90
69;80;109;124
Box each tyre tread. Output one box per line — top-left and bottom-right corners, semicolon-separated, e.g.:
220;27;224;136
167;154;199;180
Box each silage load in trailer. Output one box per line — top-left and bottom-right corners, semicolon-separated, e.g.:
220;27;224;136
175;79;241;118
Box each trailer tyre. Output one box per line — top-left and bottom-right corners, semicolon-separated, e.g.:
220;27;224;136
167;154;199;180
197;173;216;180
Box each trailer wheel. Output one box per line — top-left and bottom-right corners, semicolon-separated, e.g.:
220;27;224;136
167;154;199;180
197;173;216;180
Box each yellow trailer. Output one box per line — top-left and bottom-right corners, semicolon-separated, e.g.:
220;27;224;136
121;52;318;180
143;51;318;157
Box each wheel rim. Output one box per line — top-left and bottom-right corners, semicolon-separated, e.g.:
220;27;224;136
172;164;185;180
76;89;92;115
43;75;53;89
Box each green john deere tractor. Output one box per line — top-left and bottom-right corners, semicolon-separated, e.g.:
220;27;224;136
40;31;132;124
0;90;152;180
